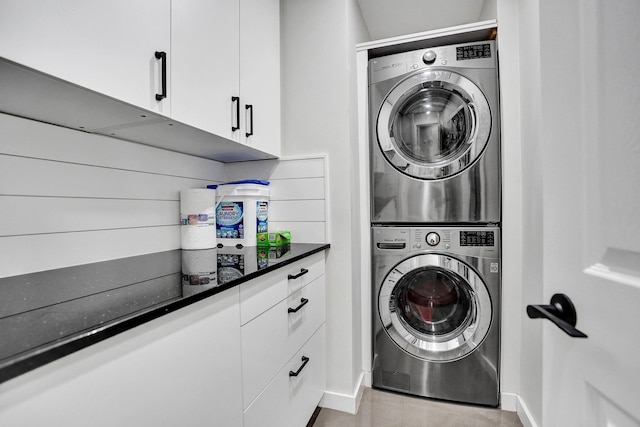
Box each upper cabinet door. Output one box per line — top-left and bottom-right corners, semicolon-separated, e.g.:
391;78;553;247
171;0;241;141
240;0;281;157
0;0;171;115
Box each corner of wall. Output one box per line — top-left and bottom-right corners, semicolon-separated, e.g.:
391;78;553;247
517;394;541;427
320;371;366;415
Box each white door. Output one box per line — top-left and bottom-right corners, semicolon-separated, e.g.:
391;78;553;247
536;0;640;425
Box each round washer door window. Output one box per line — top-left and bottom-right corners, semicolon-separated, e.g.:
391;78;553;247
378;254;492;362
376;69;491;180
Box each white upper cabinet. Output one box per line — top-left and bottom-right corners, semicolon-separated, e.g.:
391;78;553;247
171;0;240;141
0;0;280;159
172;0;281;157
240;0;281;157
0;0;171;116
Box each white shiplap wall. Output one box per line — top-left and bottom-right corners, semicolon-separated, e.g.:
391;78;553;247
225;156;328;245
0;114;328;278
0;113;226;278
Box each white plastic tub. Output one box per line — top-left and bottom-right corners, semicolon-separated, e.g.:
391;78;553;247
212;181;269;247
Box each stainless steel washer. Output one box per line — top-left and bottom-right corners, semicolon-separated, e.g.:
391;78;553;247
370;41;500;224
372;225;501;406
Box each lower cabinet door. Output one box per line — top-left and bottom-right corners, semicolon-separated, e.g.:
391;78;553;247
244;325;326;427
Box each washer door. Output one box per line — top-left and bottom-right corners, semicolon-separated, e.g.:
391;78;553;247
376;69;491;180
378;254;492;362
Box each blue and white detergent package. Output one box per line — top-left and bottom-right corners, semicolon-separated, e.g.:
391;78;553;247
209;180;270;247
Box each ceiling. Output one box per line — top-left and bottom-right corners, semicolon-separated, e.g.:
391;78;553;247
356;0;492;40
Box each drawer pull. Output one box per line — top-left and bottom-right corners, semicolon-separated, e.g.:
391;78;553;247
288;268;309;280
289;356;310;377
288;298;309;313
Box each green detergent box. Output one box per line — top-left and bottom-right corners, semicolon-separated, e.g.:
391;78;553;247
257;231;291;247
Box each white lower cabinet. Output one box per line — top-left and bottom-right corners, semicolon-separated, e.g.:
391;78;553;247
0;252;327;427
0;287;243;427
244;326;326;427
242;273;326;405
240;252;327;426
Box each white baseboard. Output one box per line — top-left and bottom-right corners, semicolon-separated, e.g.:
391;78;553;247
502;393;538;427
516;395;539;427
362;370;372;387
501;392;518;411
322;377;538;427
320;372;365;415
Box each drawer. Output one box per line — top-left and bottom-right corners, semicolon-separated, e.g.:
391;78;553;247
242;274;325;407
244;325;326;427
240;252;324;325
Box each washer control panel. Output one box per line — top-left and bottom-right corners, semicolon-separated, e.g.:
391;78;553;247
460;230;495;246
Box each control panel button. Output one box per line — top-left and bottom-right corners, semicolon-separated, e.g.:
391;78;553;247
426;232;440;246
422;50;437;65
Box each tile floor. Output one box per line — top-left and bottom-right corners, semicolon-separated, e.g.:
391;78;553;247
309;388;523;427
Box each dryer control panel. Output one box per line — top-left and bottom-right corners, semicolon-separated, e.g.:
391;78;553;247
369;40;496;85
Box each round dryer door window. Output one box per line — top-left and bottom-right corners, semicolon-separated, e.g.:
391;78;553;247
376;69;492;179
378;254;492;362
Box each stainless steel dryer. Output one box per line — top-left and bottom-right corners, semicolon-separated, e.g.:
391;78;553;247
370;41;500;224
372;225;501;406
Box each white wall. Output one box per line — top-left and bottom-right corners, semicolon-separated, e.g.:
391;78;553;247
226;156;329;244
0;113;225;278
480;0;498;21
496;0;523;412
280;0;370;410
496;0;543;424
346;0;371;395
514;0;544;425
0;113;329;279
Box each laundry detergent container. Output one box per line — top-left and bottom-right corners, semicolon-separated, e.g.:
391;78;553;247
210;180;269;247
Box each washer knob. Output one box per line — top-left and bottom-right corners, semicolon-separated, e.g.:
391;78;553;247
426;232;440;246
422;50;437;64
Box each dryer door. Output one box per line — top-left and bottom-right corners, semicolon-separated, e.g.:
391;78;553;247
378;253;492;362
376;69;491;180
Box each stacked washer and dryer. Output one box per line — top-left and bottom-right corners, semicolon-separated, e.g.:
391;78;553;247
369;40;502;406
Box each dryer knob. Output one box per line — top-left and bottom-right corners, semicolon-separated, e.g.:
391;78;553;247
423;50;437;64
426;232;440;246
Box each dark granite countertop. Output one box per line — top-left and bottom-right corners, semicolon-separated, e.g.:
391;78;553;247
0;243;329;384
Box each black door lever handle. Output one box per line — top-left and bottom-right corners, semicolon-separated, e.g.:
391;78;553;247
527;293;588;338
